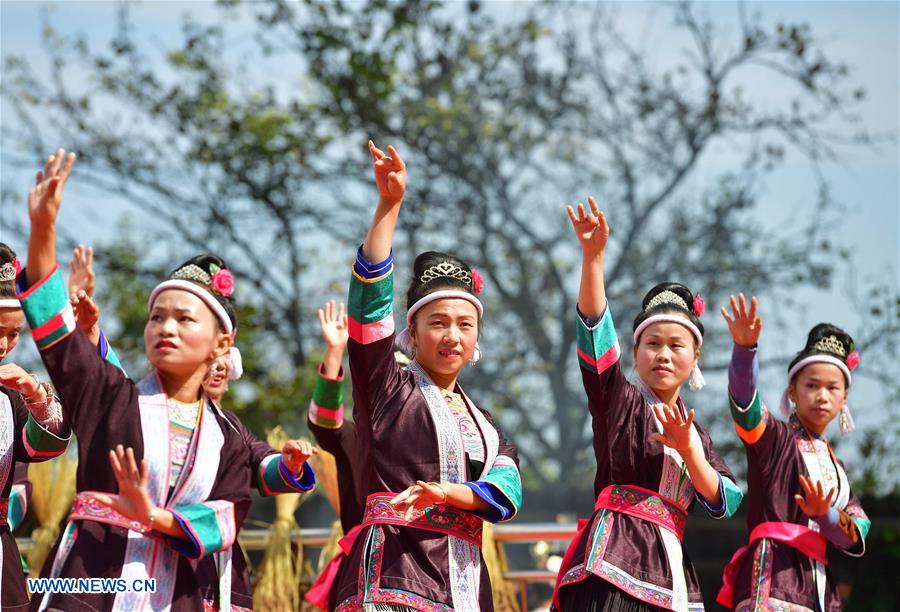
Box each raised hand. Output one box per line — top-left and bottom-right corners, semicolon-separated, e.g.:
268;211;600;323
649;403;697;454
318;300;349;350
95;445;154;526
721;293;762;347
795;475;835;518
281;439;319;475
68;245;96;298
28;149;76;228
71;290;101;339
0;363;43;401
566;196;610;259
369;140;406;206
390;480;447;521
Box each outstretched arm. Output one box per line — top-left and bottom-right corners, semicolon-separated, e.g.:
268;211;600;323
566;196;610;320
26;149;76;287
361;141;406;263
721;294;768;444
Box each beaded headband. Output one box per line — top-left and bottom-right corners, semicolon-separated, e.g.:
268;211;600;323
644;290;689;312
812;335;846;358
0;262;18;283
420;262;473;288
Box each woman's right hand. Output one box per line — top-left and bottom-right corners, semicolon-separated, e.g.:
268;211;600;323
28;149;75;229
318;300;349;350
369;140;406;206
566;196;609;259
720;293;762;347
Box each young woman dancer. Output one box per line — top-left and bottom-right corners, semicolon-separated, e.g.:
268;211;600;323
18;149;256;610
325;141;522;611
554;197;742;611
64;241;318;610
717;294;869;611
0;243;71;609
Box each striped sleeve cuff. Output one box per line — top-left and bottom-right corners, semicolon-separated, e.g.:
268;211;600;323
575;305;621;374
168;500;237;559
309;365;345;429
16;264;76;351
255;453;317;495
348;264;395;345
697;474;742;519
354;246;394;279
23;413;70;459
731;392;767;445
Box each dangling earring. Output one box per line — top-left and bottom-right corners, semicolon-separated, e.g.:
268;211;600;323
839;405;856;434
469;344;482;366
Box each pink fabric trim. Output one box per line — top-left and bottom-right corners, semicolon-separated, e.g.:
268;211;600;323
717;521;828;608
594;484;687;540
30;308;74;342
348;315;395;344
310;402;344;422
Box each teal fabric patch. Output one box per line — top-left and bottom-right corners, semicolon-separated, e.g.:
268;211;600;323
729;390;763;432
25;414;69;455
722;476;744;519
348;270;394;325
483;465;523;514
20;268;68;330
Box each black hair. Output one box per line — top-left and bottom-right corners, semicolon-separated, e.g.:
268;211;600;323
632;281;704;343
0;243;18;302
788;322;855;384
168;254;237;331
406;251;477;315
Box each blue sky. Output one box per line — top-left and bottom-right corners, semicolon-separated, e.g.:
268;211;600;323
1;1;898;484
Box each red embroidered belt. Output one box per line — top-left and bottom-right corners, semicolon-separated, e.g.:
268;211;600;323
69;491;151;534
717;521;828;608
595;484;688;540
0;498;8;527
305;492;483;610
552;484;688;609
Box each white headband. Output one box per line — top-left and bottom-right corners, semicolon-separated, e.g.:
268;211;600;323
786;354;852;387
633;314;703;348
147;279;234;336
0;299;21;309
405;289;484;324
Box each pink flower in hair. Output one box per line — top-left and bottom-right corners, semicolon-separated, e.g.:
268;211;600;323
210;269;235;297
471;269;484;294
692;293;705;317
11;258;22;276
846;351;860;372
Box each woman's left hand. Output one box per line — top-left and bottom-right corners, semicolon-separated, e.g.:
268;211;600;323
281;439;318;475
95;445;155;527
390;480;447;521
649;403;697;454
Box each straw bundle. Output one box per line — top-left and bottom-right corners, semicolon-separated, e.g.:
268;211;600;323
253;427;305;612
483;522;520;612
25;451;77;574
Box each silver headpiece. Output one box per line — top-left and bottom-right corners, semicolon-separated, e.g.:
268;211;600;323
420;262;472;288
0;263;16;283
171;264;211;286
644;290;689;312
813;335;846;357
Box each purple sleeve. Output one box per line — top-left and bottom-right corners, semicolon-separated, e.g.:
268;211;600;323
728;344;759;408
